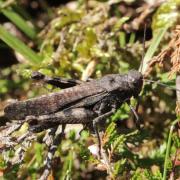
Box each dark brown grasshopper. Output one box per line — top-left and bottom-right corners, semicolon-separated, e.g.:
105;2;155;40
4;70;143;139
5;70;173;180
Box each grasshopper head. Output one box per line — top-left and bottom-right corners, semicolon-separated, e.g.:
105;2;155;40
127;70;143;97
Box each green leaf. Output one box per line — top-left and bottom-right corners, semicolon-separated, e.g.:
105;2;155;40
129;32;136;44
34;143;44;164
0;25;43;64
54;8;82;29
105;122;117;137
114;159;126;176
112;135;126;152
111;103;130;121
118;31;126;48
163;119;180;180
152;0;180;33
113;17;129;32
61;151;73;180
1;8;37;39
140;27;169;74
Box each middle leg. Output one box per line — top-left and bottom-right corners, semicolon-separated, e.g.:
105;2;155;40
93;105;117;156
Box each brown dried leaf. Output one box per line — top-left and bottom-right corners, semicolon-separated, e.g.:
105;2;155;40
148;25;180;77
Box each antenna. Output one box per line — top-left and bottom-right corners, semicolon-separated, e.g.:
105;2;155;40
143;79;180;93
139;23;147;73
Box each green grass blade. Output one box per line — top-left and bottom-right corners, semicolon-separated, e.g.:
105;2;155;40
139;26;169;75
0;25;43;63
1;8;37;39
162;119;180;180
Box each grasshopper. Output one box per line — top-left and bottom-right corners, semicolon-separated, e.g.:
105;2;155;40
3;70;178;179
4;70;143;143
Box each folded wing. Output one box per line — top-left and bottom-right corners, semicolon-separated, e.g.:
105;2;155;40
4;82;106;120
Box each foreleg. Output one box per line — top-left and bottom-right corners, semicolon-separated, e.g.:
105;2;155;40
126;100;141;129
129;105;141;129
